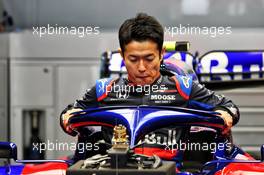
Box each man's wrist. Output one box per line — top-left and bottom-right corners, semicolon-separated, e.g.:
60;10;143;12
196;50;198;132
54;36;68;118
215;110;233;127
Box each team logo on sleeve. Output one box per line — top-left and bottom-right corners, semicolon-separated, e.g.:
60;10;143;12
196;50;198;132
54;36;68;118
98;78;109;93
181;76;190;88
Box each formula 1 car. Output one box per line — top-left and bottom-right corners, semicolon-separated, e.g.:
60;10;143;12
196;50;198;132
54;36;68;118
1;41;263;174
1;106;264;175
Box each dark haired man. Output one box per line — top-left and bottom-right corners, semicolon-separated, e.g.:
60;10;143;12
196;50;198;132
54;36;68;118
60;13;239;162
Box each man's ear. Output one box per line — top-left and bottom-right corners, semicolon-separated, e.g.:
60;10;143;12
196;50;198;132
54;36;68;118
160;47;166;62
118;48;125;60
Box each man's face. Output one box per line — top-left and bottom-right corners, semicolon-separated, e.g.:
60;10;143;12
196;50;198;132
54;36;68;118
121;40;164;85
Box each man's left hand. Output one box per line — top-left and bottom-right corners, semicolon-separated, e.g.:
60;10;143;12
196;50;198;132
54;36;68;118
215;110;233;135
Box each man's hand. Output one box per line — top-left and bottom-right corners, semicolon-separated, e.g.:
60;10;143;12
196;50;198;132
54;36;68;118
62;108;83;133
215;110;233;135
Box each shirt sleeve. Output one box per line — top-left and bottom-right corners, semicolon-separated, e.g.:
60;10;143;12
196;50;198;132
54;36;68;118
188;81;240;126
73;86;98;109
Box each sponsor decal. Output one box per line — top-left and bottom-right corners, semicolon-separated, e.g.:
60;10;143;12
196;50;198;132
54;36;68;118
116;90;130;99
150;94;176;101
139;129;178;146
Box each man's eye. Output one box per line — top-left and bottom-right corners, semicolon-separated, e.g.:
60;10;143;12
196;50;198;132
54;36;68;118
129;57;137;62
146;56;154;61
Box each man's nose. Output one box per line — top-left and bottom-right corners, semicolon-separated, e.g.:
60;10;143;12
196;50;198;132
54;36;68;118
138;59;146;72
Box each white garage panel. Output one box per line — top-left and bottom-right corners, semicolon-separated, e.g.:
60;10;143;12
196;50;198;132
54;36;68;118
237;108;264;126
11;65;53;106
57;64;99;109
217;86;264;107
232;127;264;146
0;61;7;107
55;63;100;158
0;107;7;141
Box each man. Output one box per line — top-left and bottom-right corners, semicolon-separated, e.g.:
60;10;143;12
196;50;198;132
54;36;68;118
60;13;239;162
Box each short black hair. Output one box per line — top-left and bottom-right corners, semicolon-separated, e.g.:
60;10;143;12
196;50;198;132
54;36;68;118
119;13;164;54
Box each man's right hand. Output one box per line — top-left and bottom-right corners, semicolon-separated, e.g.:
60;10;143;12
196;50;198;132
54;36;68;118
62;108;83;133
